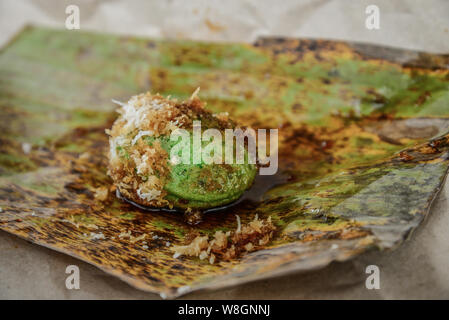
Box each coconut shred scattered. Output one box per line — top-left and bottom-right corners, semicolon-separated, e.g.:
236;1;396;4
132;130;154;145
90;232;105;240
171;215;275;264
137;186;161;202
130;233;146;244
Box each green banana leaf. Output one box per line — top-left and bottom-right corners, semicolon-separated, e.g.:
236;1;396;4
0;26;448;298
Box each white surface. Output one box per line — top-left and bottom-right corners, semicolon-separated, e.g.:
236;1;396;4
1;0;448;52
0;0;448;299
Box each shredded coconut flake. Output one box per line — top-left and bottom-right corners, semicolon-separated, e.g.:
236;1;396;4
136;154;149;175
112;99;127;107
137;187;161;201
109;135;130;161
94;187;109;201
132;130;154;145
90;232;105;240
235;214;242;233
120;101;148;130
190;87;200;100
118;230;131;239
130;234;146;243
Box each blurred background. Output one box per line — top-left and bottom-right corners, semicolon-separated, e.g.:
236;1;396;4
1;0;448;52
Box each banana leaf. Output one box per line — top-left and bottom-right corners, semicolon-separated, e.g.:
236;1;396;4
0;26;448;298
